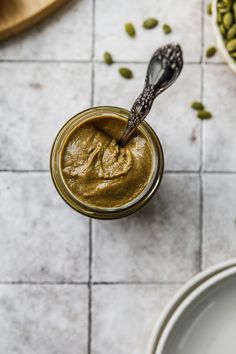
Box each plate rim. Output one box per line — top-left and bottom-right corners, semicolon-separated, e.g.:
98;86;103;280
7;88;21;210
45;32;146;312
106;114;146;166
146;258;236;354
155;265;236;354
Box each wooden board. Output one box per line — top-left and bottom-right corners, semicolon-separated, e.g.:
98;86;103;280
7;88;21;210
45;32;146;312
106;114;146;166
0;0;68;40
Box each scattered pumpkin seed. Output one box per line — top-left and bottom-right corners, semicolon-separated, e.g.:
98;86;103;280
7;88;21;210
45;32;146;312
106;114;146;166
197;110;213;119
163;23;172;34
103;52;113;65
124;23;136;37
206;46;217;58
119;67;133;79
226;38;236;51
207;2;212;15
191;101;205;110
143;17;159;29
227;24;236;39
223;12;234;29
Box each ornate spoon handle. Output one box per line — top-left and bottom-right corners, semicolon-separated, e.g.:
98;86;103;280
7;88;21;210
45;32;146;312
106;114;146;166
118;44;184;147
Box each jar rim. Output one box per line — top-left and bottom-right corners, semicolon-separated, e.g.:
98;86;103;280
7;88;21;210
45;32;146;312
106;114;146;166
50;106;164;219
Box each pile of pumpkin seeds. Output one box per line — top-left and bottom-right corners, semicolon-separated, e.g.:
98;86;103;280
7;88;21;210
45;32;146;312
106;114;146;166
103;17;173;79
216;0;236;60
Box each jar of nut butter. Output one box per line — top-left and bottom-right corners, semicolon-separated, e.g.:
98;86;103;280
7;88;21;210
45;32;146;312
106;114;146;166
50;106;164;219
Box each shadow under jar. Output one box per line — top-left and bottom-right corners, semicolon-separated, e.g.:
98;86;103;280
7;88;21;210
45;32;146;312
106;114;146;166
50;106;164;219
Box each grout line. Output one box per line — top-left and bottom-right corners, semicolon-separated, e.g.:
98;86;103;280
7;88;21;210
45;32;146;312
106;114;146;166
94;60;203;65
0;280;184;286
90;0;96;107
97;60;155;65
0;59;92;63
0;59;228;65
164;170;199;174
0;281;88;285
92;281;184;286
199;171;204;271
200;0;204;64
88;1;96;353
88;219;93;354
199;61;205;272
203;171;236;174
203;61;227;65
91;64;95;106
0;169;49;173
199;0;205;272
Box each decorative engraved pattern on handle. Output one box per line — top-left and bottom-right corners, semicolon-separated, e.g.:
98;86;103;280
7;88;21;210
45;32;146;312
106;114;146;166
119;44;183;146
127;86;156;129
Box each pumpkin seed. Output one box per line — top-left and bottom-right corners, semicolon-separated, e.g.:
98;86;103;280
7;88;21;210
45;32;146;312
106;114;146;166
220;0;231;10
191;101;205;110
224;0;233;8
217;11;223;24
220;24;226;35
226;38;236;51
124;23;136;37
223;12;234;29
118;67;133;79
219;6;230;13
103;52;113;65
207;2;212;15
163;23;172;34
206;46;217;58
143;17;159;29
197;110;213;119
227;24;236;39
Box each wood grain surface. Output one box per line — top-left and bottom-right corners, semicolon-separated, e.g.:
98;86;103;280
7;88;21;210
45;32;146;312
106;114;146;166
0;0;68;40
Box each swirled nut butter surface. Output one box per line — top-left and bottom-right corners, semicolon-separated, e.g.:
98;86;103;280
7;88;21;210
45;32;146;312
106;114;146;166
61;117;153;208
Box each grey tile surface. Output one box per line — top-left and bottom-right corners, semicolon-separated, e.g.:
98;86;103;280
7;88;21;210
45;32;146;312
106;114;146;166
94;63;201;171
0;62;91;170
203;65;236;171
0;0;93;60
202;174;236;269
92;284;180;354
0;285;88;354
95;0;202;63
0;0;236;353
0;173;89;282
92;174;200;282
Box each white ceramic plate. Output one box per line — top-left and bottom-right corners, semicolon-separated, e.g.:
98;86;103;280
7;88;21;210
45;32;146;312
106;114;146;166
147;259;236;354
155;266;236;354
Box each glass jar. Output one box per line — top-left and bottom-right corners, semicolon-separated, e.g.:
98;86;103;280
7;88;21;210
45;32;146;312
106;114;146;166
50;106;164;219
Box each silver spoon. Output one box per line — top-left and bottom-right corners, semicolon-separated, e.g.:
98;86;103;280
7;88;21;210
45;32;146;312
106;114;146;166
118;43;184;147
